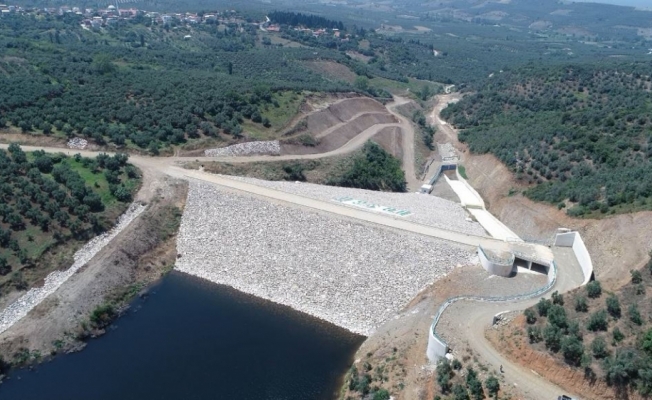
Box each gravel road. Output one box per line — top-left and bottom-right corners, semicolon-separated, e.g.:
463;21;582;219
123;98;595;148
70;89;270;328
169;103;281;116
176;181;475;335
227;176;486;236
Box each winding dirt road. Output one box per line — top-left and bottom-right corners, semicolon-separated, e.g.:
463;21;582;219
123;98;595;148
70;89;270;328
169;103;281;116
428;94;584;400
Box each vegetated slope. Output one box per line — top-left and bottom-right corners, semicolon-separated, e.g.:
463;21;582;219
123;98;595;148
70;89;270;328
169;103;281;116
328;141;406;192
0;144;140;301
443;62;652;217
525;261;652;398
0;13;359;152
516;262;652;398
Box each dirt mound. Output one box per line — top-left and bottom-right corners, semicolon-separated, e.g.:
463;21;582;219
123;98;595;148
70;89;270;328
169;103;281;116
306;109;344;134
373;126;404;160
304;97;388;135
329;98;387;121
282;113;397;156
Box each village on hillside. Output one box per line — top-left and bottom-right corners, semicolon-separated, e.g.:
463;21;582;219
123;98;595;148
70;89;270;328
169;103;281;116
0;3;347;39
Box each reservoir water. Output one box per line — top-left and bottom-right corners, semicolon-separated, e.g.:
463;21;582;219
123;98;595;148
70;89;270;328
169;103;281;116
0;271;364;400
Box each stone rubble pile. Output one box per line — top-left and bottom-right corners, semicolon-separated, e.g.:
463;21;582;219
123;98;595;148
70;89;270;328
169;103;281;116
204;141;280;157
227;176;486;237
175;181;475;335
438;143;459;160
67;137;88;150
0;203;146;334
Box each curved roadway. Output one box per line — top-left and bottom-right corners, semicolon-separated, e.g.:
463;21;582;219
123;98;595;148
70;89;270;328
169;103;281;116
428;93;584;399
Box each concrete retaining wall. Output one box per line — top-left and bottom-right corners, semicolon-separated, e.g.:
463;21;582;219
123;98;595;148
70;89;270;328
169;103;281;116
426;163;457;186
427;326;448;360
478;246;515;277
555;232;593;285
427;260;558;363
455;169;485;209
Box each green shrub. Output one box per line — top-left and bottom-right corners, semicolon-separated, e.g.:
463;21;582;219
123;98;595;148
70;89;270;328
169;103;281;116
329;142;406;192
452;384;470;400
524;308;537;324
90;304;116;328
437;359;454;394
604;350;640;386
567;321;583;340
612;327;625;344
537;298;552;317
587;310;608;332
544;323;562;352
629;304;643;326
547;305;568;329
552;291;564;305
527;326;543;343
631;270;642;284
642;329;652;356
282;163;307;181
575;296;589;312
348;366;359;391
633;283;646;296
485;375;500;398
591;336;609;359
606;295;621;319
372;388;390;400
587;281;602;298
561;335;585;366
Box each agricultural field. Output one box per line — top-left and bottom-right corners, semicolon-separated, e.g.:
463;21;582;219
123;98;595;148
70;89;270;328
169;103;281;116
0;144;140;300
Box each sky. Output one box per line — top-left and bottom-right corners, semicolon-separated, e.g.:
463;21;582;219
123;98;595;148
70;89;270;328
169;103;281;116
571;0;652;7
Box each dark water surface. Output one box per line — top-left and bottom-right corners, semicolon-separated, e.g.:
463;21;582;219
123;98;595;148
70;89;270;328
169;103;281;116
0;271;364;400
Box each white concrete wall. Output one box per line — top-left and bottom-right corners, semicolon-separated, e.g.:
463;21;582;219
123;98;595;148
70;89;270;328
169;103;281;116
469;209;521;242
555;232;593;285
427;323;448;361
455;169;486;209
478;246;515;277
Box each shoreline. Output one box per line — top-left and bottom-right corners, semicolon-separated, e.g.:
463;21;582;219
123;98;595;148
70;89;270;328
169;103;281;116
0;203;147;335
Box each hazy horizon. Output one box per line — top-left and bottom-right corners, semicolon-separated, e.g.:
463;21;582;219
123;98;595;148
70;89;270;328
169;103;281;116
571;0;652;7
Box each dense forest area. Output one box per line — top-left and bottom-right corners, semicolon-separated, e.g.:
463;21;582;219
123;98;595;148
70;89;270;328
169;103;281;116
442;62;652;216
328;141;406;192
520;263;652;397
0;144;140;296
268;11;344;31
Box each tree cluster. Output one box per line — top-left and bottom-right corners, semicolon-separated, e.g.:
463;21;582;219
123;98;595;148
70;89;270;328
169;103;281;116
268;11;344;31
328;141;406;192
523;272;652;396
0;145;139;283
